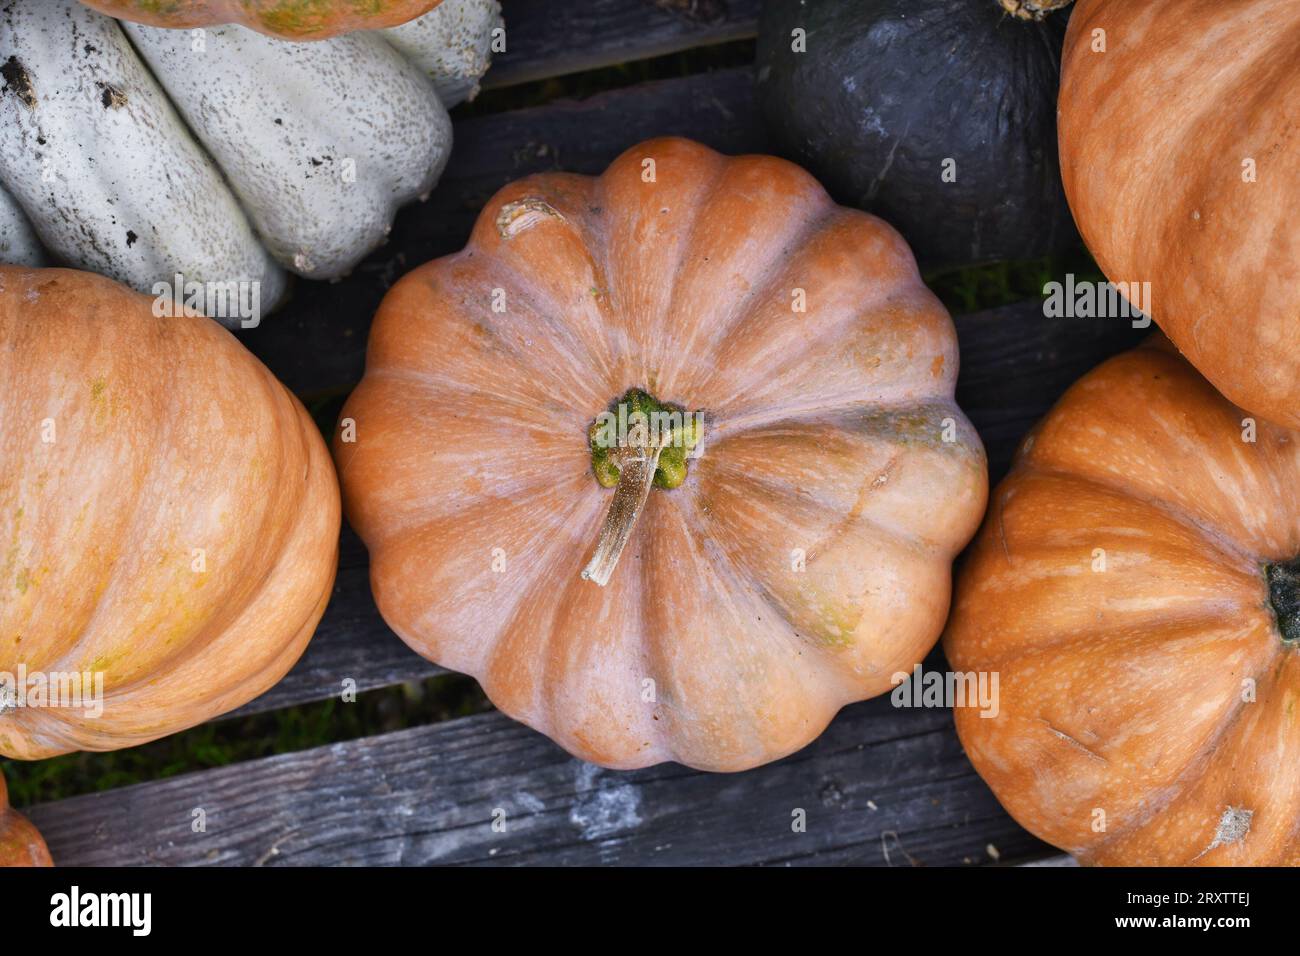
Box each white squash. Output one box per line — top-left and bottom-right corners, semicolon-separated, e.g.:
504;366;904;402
383;0;500;107
0;1;287;313
0;183;42;267
124;24;451;281
0;0;501;323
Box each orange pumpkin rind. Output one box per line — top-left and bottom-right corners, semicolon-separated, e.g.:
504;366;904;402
337;138;988;772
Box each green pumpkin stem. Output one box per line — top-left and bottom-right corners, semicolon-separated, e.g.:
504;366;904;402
582;389;703;587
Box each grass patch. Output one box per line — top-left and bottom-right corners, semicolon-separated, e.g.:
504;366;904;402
924;247;1104;315
2;674;491;807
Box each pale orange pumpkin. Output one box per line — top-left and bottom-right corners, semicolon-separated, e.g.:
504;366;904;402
946;338;1300;865
335;137;988;772
0;266;340;759
1058;0;1300;429
0;770;51;867
79;0;440;38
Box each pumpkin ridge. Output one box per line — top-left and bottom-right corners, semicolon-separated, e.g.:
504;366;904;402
702;408;977;556
384;472;603;676
693;435;963;682
1077;650;1283;864
1014;349;1293;561
637;495;847;769
1136;18;1300;356
27;304;189;684
621;144;731;399
469;186;624;397
53;334;292;681
652;163;839;385
953;615;1277;862
692;488;883;667
485;491;652;758
1006;464;1267;574
91;396;335;713
16;381;339;755
698;232;947;415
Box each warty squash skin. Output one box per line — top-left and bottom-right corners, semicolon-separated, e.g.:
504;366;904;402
945;339;1300;866
0;0;501;321
0;266;341;759
1059;0;1300;430
0;1;287;315
123;21;451;281
80;0;441;39
0;771;51;866
336;138;988;772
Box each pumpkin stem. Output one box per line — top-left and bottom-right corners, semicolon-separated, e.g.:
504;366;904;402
1266;557;1300;644
996;0;1073;20
582;389;703;587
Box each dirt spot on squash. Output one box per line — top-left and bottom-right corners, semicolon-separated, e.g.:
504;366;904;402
99;83;128;109
1;56;36;109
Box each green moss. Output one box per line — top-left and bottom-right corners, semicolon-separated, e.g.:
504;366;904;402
1;674;492;807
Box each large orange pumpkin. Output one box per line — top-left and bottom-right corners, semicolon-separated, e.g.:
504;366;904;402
946;338;1300;865
80;0;440;38
1058;0;1300;429
335;138;988;772
0;770;51;867
0;266;340;759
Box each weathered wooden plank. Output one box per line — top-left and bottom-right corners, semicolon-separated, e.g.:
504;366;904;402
29;692;1054;866
240;67;764;399
230;299;1145;717
486;0;759;89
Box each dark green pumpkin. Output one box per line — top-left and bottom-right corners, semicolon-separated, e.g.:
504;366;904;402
757;0;1076;270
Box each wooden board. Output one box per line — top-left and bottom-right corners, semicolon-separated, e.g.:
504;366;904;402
485;0;760;88
29;692;1055;866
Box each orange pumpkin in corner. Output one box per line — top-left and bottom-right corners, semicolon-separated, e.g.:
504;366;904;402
1058;0;1300;430
0;771;51;867
79;0;441;39
335;138;988;772
946;338;1300;865
0;266;340;759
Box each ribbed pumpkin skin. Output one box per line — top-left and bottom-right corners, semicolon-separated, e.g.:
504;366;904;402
336;138;987;772
0;773;51;867
0;267;340;759
1059;0;1300;429
80;0;440;38
946;340;1300;865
